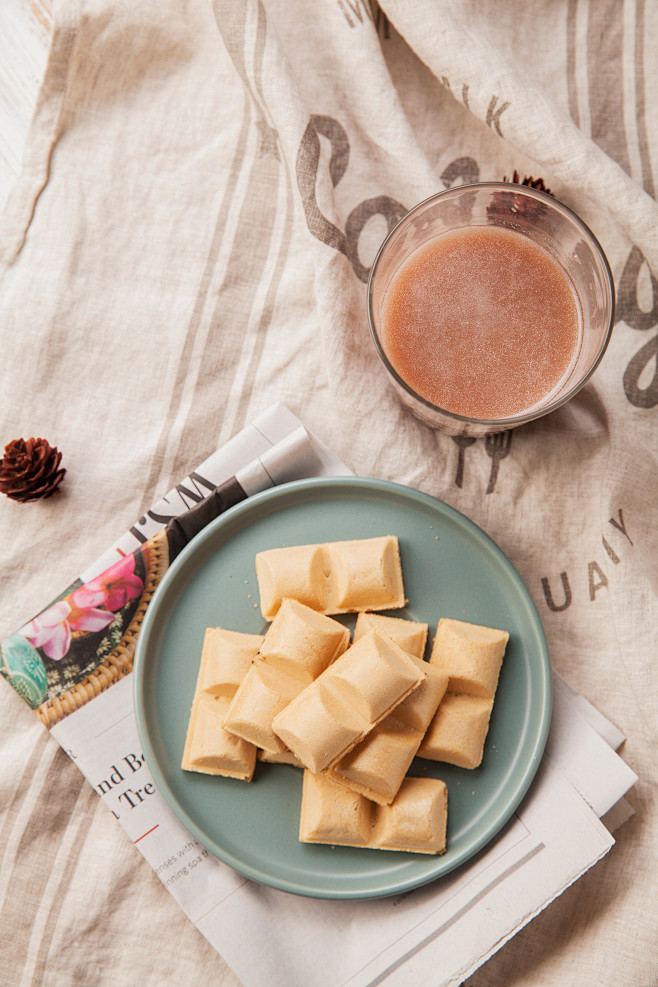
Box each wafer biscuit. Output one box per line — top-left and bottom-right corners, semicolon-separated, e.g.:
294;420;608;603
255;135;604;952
353;611;428;658
328;656;448;804
223;599;350;753
419;618;508;769
429;618;508;698
272;629;426;773
299;771;447;855
255;535;405;620
417;691;494;769
181;628;264;780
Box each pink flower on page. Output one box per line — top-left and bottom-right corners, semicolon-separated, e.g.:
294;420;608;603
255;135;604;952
72;554;143;613
23;601;72;660
23;598;115;661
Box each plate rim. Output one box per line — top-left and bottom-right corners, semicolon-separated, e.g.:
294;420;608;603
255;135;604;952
133;475;552;899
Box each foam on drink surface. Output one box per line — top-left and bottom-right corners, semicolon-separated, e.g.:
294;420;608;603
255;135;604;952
381;225;582;420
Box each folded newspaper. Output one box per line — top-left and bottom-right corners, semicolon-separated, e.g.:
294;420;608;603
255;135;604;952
0;403;637;987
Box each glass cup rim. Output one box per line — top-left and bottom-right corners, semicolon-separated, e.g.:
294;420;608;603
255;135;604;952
366;182;616;430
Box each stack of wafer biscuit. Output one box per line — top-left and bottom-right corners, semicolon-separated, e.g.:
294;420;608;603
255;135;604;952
181;535;509;857
418;619;509;769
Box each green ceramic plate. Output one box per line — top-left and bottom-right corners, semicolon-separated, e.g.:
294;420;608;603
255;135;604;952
133;477;551;900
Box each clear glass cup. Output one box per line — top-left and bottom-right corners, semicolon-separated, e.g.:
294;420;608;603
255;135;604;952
367;183;615;435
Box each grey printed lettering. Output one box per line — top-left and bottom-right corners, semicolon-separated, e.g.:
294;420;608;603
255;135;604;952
602;537;621;564
336;0;372;28
616;246;658;407
296;116;349;254
623;334;658;408
541;572;572;612
608;508;633;544
345;195;406;282
588;561;609;600
295;114;405;282
486;95;511;136
440;157;479;188
616;246;658;331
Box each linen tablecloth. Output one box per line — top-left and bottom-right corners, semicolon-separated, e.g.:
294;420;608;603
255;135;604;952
0;2;656;985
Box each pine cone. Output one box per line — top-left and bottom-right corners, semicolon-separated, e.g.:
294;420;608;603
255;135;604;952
502;170;553;196
0;437;66;502
487;171;555;223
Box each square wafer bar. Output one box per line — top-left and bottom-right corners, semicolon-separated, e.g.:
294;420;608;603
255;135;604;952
255;535;406;620
417;692;494;769
418;618;509;769
429;618;508;698
181;628;264;781
353;611;428;658
299;771;447;855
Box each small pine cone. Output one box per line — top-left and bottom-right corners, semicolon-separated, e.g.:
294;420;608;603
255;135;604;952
0;437;66;503
502;170;553;196
487;171;555;223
